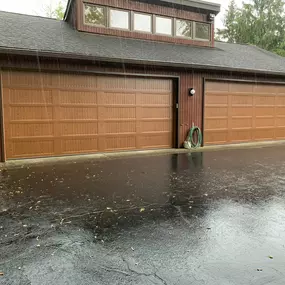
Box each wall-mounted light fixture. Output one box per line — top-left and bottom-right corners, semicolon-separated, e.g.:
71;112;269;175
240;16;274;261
208;13;215;22
189;88;196;96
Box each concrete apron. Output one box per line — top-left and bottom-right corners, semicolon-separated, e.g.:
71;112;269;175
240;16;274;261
3;139;285;168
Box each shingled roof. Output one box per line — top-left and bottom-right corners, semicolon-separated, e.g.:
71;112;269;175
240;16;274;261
1;10;285;76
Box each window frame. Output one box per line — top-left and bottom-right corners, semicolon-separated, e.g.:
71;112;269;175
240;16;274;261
193;22;211;41
175;18;193;39
109;8;131;31
83;3;107;27
154;15;173;36
132;12;153;34
82;3;211;43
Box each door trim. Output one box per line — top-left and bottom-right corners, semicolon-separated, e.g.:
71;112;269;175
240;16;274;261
0;72;5;162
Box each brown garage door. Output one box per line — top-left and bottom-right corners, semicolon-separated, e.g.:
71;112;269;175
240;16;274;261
204;81;285;145
2;71;174;159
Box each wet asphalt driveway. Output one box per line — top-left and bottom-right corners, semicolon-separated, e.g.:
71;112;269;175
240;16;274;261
1;146;285;285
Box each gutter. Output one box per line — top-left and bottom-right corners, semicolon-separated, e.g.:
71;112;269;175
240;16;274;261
0;48;285;78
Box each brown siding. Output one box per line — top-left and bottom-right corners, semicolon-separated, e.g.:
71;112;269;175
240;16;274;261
0;72;3;161
1;55;285;153
77;0;213;47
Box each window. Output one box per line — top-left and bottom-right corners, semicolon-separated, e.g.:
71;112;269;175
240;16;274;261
84;4;106;26
155;16;172;35
195;23;210;40
83;4;211;43
134;13;152;33
176;19;192;38
110;9;130;30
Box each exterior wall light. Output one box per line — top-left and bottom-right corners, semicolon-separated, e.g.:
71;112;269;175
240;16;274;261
189;88;196;96
208;13;215;22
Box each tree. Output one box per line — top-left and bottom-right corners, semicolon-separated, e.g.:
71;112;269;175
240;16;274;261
274;41;285;56
45;1;65;20
84;4;105;25
217;0;239;43
217;0;285;56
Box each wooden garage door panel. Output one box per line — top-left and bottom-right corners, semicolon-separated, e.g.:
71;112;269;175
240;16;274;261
102;121;136;134
2;71;53;88
276;128;285;139
231;94;253;105
204;81;285;145
9;89;53;104
231;129;252;142
104;136;137;151
59;91;97;105
3;71;173;159
204;130;228;145
61;138;99;154
60;122;99;136
232;117;252;128
9;140;55;158
139;133;173;148
98;92;136;105
10;123;54;137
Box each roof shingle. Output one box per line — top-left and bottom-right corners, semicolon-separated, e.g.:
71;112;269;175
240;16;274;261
1;11;285;76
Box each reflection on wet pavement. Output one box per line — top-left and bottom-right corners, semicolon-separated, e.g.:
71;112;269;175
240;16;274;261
1;146;285;284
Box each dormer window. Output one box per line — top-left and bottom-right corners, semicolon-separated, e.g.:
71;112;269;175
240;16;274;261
176;19;192;38
155;16;173;36
84;4;106;27
110;9;130;30
82;3;211;43
194;22;210;40
133;13;152;33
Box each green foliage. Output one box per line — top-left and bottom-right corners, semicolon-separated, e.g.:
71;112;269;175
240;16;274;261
84;5;105;25
217;0;285;56
217;0;238;43
45;1;65;20
274;42;285;56
53;2;65;20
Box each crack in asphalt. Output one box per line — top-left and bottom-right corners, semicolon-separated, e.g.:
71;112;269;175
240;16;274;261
122;257;168;285
173;205;193;227
58;204;160;225
101;266;131;276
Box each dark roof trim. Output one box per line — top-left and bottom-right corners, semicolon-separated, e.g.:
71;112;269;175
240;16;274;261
160;0;220;14
63;0;221;21
63;0;73;21
1;47;285;78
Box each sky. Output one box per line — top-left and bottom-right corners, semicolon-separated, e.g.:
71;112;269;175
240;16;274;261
0;0;243;29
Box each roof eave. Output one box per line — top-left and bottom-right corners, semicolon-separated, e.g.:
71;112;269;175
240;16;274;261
160;0;221;15
0;48;284;78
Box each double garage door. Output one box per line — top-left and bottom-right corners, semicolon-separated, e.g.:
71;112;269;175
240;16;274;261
204;81;285;145
2;71;174;159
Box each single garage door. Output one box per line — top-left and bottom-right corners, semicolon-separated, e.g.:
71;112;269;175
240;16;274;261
2;71;174;159
204;81;285;145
